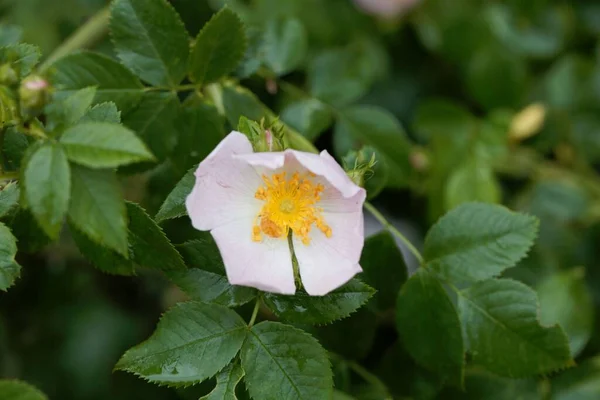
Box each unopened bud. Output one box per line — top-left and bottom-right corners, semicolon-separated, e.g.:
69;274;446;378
238;116;284;152
265;78;278;95
343;147;378;187
410;148;430;172
509;103;546;141
19;75;50;117
0;64;18;86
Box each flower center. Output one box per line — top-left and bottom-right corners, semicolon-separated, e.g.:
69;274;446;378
252;171;332;245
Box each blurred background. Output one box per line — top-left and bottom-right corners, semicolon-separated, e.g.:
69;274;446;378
3;0;600;399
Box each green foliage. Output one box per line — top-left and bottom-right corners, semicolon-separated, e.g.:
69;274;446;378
155;167;194;222
0;182;20;217
263;17;308;76
0;222;21;291
199;363;245;400
116;301;247;387
80;102;121;124
0;43;41;77
241;321;333;400
45;86;97;129
280;98;333;142
0;380;48;400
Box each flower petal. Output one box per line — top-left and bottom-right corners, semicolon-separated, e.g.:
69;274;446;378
211;217;296;294
293;209;365;296
185;131;262;231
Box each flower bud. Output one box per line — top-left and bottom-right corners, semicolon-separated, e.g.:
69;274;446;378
509;103;546;141
343;146;378;187
409;147;430;172
0;64;18;86
238;116;285;152
19;75;50;117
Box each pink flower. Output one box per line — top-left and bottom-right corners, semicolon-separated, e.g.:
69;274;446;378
185;131;366;296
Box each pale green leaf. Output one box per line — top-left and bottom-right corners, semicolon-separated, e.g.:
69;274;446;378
155;167;194;222
116;301;247;386
80;102;121;123
0;44;41;77
110;0;190;87
444;156;501;211
189;8;246;84
396;269;464;386
423;202;539;283
263;279;375;325
60;121;154;168
0;380;48;400
50;51;144;114
280;98;333;142
0;182;20;218
412;98;476;143
458;278;572;377
0;25;22;46
68;165;128;256
0;222;20;291
45;86;96;129
241;321;333;400
263;17;308;75
22;142;70;238
200;363;245;400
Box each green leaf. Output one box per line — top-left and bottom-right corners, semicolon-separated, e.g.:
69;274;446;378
335;105;412;188
22;142;70;238
396;269;464;386
241;321;333;400
542;55;600;111
110;0;190;87
263;17;308;75
0;182;20;218
60;121;154;168
0;222;20;291
0;25;22;46
45;86;97;129
551;355;600;400
221;84;271;126
189;8;246;84
412;98;476;143
360;232;407;311
1;127;30;170
457;278;572;377
315;308;377;360
68;165;128;256
0;380;48;400
80;102;121;123
444;156;501;211
0;44;41;77
200;363;245;400
441;370;542;399
122;92;179;162
126;202;186;273
280;98;333;142
263;279;375;325
168;239;255;307
116;301;247;386
423;203;539;283
155;167;194;222
536;268;593;357
50;51;144;114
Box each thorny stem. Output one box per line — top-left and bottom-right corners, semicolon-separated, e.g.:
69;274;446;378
248;298;261;327
364;201;424;264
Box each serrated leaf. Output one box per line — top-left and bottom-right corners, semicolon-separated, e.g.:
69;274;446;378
22;142;70;238
126;202;186;272
0;182;20;218
6;209;51;253
60;121;154;168
0;222;20;291
423;203;539;283
263;17;307;75
155;167;194;222
241;321;333;400
69;225;134;276
45;86;97;129
189;8;246;84
457;278;572;377
80;102;121;123
0;44;41;77
0;379;48;400
280;98;333;142
168;239;255;307
221;84;270;127
444;156;501;211
360;232;407;311
396;269;464;386
116;301;247;386
50;51;144;114
263;279;374;325
110;0;190;87
2;127;30;170
200;363;245;400
68;165;128;256
537;268;594;357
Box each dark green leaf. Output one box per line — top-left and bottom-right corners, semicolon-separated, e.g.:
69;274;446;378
263;279;375;325
360;232;407;311
126;202;186;273
22;142;70;238
68;165;128;256
458;278;572;377
551;355;600;400
280;98;333;142
0;182;20;218
110;0;190;87
1;127;30;170
45;86;96;129
60;121;154;168
412;98;476;143
440;370;541;400
0;380;48;400
200;363;245;400
396;269;464;386
314;308;377;360
116;301;247;386
155;167;194;222
241;321;333;400
537;268;594;357
221;84;270;127
189;8;246;84
50;51;144;114
80;102;121;123
263;17;308;75
6;209;51;253
423;203;538;283
0;222;20;291
0;44;41;77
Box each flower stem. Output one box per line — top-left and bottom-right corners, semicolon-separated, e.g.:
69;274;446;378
248;298;261;327
364;201;424;264
346;360;392;400
39;6;111;71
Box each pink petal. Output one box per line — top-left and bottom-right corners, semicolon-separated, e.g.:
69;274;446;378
211;217;296;294
293;208;365;296
185;131;262;231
